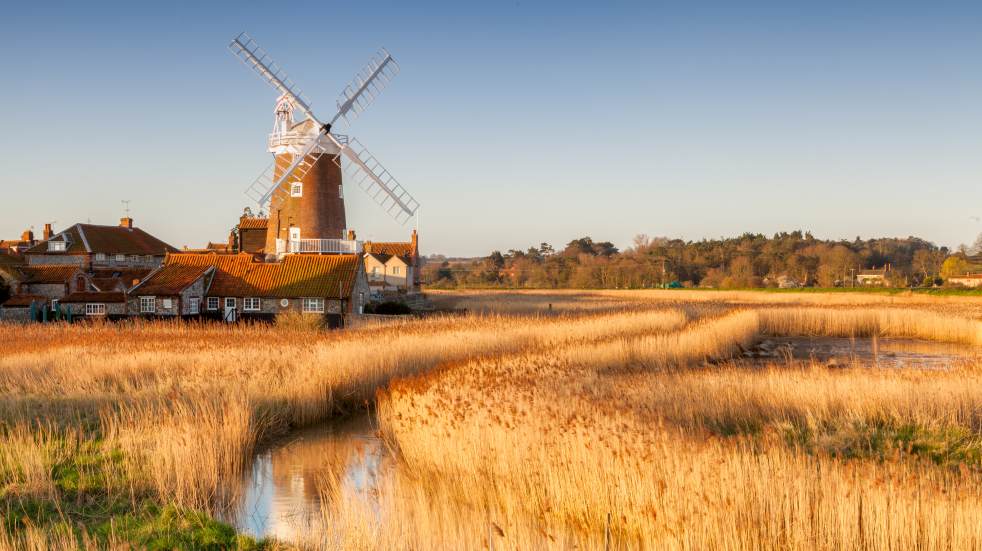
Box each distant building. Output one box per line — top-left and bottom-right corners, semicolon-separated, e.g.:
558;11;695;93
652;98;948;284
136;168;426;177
948;273;982;288
856;266;891;286
363;230;421;295
22;218;178;269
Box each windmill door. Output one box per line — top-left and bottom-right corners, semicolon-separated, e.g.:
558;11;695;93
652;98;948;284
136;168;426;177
224;298;237;323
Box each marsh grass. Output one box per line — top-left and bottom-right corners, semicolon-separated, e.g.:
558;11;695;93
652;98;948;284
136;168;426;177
5;291;982;548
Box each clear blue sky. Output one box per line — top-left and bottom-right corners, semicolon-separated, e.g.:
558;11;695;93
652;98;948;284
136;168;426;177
2;1;981;256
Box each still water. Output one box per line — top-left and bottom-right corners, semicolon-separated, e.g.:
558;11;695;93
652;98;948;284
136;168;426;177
750;337;979;369
223;415;389;545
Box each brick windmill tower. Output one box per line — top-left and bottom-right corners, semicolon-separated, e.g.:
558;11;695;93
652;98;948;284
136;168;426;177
230;33;420;260
265;94;346;254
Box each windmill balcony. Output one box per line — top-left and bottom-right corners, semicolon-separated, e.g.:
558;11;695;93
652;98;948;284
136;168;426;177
276;238;363;256
268;132;348;150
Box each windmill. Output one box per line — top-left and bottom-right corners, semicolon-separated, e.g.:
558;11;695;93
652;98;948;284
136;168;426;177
228;32;419;257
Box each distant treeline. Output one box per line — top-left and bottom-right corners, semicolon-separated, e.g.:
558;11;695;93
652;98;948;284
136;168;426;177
422;232;977;289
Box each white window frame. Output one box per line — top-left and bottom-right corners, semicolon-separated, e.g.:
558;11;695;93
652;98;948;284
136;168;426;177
162;298;173;310
94;253;107;263
85;303;106;316
189;297;200;315
290;182;303;197
243;297;261;312
225;297;237;310
115;254;126;263
48;241;66;252
140;296;156;314
339;185;344;199
392;266;400;275
207;297;219;311
302;297;325;314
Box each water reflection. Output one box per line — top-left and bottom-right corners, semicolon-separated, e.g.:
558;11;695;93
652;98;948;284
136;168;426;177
754;337;979;369
225;415;386;545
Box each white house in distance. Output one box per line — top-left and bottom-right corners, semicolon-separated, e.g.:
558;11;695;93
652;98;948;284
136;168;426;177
362;230;421;295
948;273;982;288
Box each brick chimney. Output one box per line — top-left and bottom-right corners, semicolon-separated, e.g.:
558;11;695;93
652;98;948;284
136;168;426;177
21;229;34;243
43;224;52;240
120;217;133;229
347;229;357;240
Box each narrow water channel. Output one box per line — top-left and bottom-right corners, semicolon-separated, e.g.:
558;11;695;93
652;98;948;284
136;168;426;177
224;415;390;545
750;337;979;369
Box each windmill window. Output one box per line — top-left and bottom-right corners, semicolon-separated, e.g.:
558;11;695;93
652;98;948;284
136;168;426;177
140;297;156;314
339;185;344;199
291;182;303;197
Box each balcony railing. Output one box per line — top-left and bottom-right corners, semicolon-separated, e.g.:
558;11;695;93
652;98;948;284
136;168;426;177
276;238;363;256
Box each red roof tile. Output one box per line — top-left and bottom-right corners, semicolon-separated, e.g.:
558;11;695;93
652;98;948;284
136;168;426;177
13;266;81;284
364;242;414;258
131;265;213;296
59;292;126;303
238;218;269;230
1;295;47;307
165;253;361;298
23;224;177;256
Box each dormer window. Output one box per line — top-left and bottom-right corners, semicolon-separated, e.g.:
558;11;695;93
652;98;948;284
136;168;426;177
95;253;107;263
291;182;303;197
48;241;66;252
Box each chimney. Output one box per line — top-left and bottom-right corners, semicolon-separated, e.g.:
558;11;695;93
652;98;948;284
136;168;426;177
43;224;53;240
120;217;133;229
21;229;34;243
347;229;357;240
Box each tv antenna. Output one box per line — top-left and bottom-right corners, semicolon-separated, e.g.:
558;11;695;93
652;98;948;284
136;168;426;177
122;200;131;217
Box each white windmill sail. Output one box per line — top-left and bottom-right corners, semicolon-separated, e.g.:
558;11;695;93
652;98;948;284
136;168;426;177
229;33;419;225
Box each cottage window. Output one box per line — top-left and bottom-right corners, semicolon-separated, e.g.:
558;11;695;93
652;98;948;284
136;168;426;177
94;253;107;263
130;255;140;263
115;254;126;263
207;297;219;310
85;303;106;316
225;298;237;310
392;266;400;275
144;255;154;263
189;297;200;315
302;298;325;314
291;182;303;197
162;298;173;310
244;298;261;311
140;297;156;314
48;241;66;252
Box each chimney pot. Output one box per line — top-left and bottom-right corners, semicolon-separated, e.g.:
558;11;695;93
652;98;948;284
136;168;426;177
43;224;53;240
347;229;357;240
120;217;133;229
21;229;34;243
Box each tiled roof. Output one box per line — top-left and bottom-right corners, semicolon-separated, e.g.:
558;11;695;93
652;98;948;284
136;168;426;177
366;253;392;264
165;253;361;299
131;265;213;296
59;292;126;303
1;295;47;307
0;253;23;267
364;242;414;258
206;242;233;251
23;224;178;256
238;218;269;230
13;265;81;284
90;268;153;291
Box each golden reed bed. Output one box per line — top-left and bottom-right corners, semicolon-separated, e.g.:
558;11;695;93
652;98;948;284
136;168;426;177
1;290;982;549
